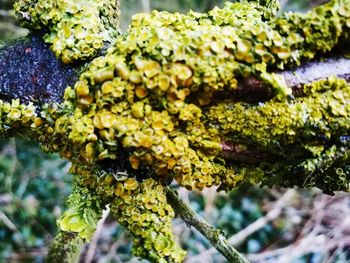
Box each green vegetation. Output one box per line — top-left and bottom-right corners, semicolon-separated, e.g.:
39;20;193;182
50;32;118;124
0;140;71;261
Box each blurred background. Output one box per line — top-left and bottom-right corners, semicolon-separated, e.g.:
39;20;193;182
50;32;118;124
0;0;349;262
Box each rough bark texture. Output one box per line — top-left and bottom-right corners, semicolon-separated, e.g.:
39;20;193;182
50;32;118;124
46;231;85;263
0;34;82;104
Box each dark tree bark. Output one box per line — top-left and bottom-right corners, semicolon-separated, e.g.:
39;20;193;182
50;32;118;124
0;34;82;104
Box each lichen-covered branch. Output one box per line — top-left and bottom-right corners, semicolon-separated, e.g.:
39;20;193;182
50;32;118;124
216;56;350;102
46;231;84;263
110;179;186;262
14;0;120;63
2;0;350;262
0;34;349;104
165;188;250;263
210;77;350;193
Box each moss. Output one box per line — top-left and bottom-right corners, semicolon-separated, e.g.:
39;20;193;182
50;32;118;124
46;231;84;263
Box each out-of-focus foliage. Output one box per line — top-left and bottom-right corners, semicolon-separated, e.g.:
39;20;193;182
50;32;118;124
179;186;281;260
0;0;27;40
1;1;349;263
0;139;71;262
77;185;282;263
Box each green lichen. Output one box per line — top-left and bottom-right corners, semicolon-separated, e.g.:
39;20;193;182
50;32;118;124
14;0;120;63
57;166;109;240
58;0;350;190
3;0;350;261
61;164;186;262
46;231;85;263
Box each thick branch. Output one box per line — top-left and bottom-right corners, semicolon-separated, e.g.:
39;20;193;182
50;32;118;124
282;57;350;91
0;34;349;105
166;187;250;263
215;57;350;102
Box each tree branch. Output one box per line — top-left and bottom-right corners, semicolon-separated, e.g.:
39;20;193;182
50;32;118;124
46;231;85;263
0;33;350;105
165;187;250;263
0;0;349;262
187;189;296;262
214;56;350;102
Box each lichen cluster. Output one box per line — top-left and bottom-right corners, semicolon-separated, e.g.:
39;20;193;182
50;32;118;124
0;99;39;138
110;178;186;262
208;77;350;151
57;165;186;262
3;0;350;262
60;0;350;190
211;77;350;192
58;166;106;240
14;0;120;63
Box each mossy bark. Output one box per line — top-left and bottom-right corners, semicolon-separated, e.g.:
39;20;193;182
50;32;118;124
46;231;85;263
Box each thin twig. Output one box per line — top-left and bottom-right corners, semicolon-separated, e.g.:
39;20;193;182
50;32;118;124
141;0;151;13
187;189;296;262
165;187;250;263
102;233;125;263
0;210;18;231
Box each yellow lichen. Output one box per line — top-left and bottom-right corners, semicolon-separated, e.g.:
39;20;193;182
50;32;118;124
14;0;120;63
110;178;186;263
